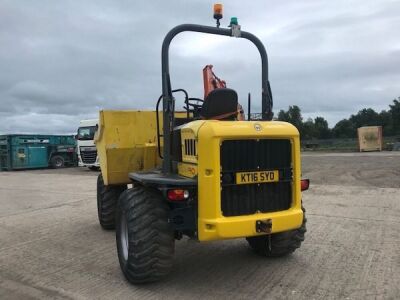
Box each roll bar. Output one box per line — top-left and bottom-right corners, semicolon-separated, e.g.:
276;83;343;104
161;24;273;174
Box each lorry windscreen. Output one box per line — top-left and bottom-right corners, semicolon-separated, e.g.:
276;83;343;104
77;126;97;140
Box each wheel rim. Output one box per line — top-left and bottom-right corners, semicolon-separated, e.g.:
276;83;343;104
55;158;63;167
120;213;129;261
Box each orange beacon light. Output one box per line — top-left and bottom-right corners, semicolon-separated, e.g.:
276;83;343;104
213;4;223;27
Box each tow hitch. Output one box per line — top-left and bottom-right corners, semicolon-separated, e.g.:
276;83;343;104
256;219;272;233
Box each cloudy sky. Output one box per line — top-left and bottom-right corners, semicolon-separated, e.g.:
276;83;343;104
0;0;399;134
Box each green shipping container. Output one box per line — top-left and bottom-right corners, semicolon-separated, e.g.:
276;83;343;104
0;134;77;171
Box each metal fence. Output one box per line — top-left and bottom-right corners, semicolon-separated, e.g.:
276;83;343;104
302;136;400;151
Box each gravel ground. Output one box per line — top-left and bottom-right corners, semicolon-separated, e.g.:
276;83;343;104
0;152;399;299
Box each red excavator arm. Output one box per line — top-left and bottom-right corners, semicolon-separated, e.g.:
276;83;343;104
202;65;244;120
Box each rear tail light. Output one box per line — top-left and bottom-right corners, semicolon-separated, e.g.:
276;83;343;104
301;179;310;191
167;189;189;201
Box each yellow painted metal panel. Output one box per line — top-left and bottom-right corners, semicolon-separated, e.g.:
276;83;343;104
181;129;198;163
177;162;198;178
194;120;303;241
179;121;206;163
95;110;185;185
199;208;303;241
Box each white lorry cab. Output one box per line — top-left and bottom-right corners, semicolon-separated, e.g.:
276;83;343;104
77;119;99;170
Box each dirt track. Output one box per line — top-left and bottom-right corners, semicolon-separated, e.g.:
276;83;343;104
0;152;399;299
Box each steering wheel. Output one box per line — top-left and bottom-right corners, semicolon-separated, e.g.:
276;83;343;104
185;97;204;109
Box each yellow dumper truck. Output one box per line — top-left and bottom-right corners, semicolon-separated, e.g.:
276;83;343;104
95;7;308;284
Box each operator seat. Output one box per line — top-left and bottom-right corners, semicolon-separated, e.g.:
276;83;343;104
200;88;238;120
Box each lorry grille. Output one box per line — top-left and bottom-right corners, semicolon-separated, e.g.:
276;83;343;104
220;139;292;217
80;148;97;164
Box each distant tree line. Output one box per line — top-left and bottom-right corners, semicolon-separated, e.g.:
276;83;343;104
277;97;400;139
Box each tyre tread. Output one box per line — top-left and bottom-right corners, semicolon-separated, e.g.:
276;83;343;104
97;174;126;230
116;186;174;284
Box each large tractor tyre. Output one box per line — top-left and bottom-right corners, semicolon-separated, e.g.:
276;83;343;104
50;155;65;168
97;174;126;230
116;187;175;284
246;206;307;257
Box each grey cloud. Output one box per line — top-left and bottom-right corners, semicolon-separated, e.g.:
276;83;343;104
0;0;399;133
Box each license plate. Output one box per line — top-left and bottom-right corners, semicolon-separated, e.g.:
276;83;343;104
236;170;279;185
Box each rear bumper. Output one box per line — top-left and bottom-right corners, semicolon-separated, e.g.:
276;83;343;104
198;208;303;241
